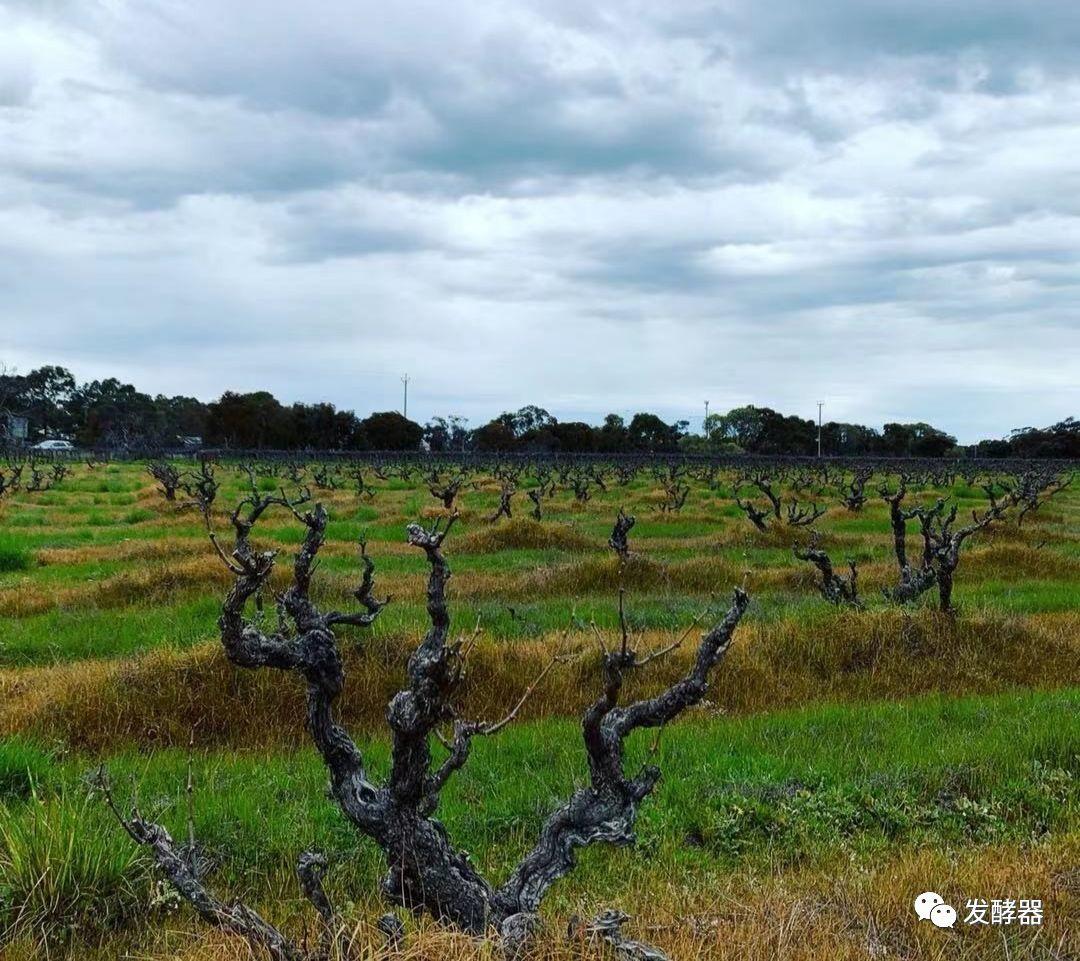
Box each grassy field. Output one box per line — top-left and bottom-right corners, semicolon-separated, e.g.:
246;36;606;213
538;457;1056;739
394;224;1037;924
0;460;1077;959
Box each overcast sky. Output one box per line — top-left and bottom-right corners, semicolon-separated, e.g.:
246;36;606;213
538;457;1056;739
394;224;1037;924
2;1;1079;441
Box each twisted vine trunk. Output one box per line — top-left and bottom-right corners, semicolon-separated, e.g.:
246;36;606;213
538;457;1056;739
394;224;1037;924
103;496;750;957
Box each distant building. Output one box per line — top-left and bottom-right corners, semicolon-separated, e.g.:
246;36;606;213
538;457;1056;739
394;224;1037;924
2;413;29;443
179;435;203;449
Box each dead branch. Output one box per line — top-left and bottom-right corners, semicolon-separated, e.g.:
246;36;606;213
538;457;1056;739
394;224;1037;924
609;508;636;559
735;497;770;532
794;532;861;607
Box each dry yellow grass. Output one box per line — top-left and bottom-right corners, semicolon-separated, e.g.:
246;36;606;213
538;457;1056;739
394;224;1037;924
963;544;1080;580
0;555;234;617
36;537;206;566
4;609;1076;750
3;839;1074;960
457;517;596;553
0;553;1002;619
0;544;927;615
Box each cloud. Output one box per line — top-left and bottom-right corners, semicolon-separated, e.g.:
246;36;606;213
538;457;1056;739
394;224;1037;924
0;0;1078;441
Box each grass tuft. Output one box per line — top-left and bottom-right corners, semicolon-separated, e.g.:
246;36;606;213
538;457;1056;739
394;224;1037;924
0;788;148;943
0;537;33;573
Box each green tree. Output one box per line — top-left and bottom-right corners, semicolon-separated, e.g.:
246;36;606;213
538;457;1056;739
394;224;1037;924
155;394;209;441
819;422;881;456
910;425;957;457
549;421;596;452
882;422;956;457
627;412;685;452
290;403;363;450
596;414;629;452
68;378;159;447
711;406;767;449
206;391;293;448
1007;418;1080;458
358;411;423;450
494;406;556;438
470;419;516;451
423;416;470;452
23;365;76;438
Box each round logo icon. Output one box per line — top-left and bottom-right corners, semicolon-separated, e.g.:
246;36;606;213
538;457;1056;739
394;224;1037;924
930;904;957;928
914;892;944;921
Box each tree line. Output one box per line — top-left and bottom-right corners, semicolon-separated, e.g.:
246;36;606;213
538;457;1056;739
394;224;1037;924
1;365;1076;457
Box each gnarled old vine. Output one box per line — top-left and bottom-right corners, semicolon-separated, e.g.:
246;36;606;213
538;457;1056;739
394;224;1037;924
100;498;750;958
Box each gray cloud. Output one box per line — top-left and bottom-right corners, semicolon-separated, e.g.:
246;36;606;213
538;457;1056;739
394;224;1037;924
1;0;1078;442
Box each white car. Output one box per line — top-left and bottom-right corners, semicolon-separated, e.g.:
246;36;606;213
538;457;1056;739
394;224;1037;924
31;439;76;451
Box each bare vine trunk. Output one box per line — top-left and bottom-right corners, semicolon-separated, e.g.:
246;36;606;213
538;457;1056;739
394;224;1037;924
102;493;751;957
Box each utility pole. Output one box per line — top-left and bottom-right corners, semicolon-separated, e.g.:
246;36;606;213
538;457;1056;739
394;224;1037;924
816;401;824;458
704;399;710;438
401;374;409;419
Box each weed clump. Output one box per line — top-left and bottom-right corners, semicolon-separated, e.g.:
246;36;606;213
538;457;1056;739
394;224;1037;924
0;789;148;944
0;540;33;573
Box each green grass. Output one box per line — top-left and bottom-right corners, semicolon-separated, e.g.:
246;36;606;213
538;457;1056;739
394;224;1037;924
0;739;52;801
0;558;125;588
0;787;147;939
0;538;33;574
0;598;221;665
0;687;1074;941
0;575;1073;667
